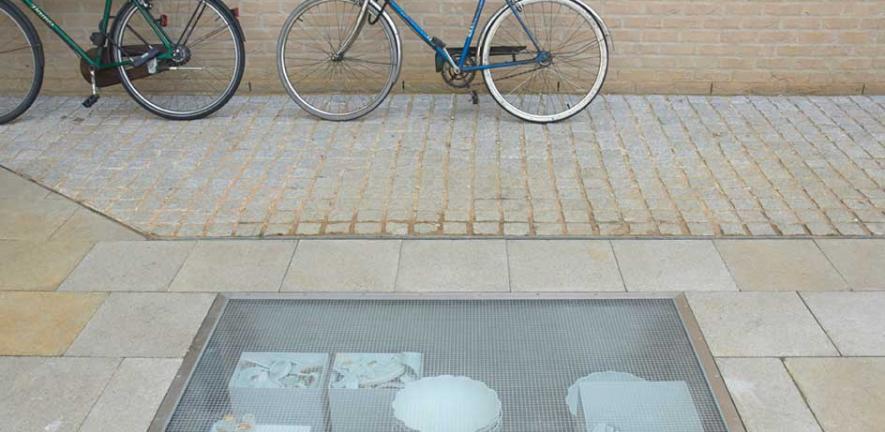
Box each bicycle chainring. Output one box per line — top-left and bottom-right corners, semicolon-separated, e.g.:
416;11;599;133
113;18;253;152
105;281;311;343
441;56;477;89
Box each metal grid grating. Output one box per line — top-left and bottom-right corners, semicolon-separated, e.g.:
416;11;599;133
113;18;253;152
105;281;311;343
161;298;733;432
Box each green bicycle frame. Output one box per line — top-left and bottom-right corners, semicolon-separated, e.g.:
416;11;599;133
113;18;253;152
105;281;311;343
19;0;176;69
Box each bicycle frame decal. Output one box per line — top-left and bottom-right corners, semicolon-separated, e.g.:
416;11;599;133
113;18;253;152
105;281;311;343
383;0;542;72
18;0;175;69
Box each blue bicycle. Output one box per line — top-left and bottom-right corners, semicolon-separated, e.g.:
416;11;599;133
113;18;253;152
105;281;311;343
276;0;611;123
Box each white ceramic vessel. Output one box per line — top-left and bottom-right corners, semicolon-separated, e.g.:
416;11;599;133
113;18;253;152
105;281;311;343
566;371;645;416
391;375;502;432
330;352;422;389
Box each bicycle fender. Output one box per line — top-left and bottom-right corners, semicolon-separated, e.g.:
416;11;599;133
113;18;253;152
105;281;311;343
477;0;613;58
209;0;246;42
569;0;613;53
365;0;403;71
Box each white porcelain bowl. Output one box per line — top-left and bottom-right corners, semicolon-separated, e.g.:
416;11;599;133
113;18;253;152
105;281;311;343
566;371;645;416
392;375;502;432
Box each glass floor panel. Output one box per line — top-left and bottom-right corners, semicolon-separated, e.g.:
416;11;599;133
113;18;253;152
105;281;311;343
156;297;739;432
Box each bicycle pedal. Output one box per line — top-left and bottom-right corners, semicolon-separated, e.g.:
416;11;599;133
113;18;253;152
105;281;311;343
82;95;100;108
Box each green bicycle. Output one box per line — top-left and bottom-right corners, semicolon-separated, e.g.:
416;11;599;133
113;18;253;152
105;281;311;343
0;0;246;124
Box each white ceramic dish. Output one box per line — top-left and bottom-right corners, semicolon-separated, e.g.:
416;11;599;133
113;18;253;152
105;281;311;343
391;375;502;432
566;371;645;416
330;352;422;389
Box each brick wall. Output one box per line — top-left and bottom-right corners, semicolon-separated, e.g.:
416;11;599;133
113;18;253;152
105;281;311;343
18;0;885;95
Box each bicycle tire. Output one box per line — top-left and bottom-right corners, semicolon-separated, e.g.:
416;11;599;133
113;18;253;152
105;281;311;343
277;0;402;121
0;0;44;125
478;0;609;123
110;0;245;120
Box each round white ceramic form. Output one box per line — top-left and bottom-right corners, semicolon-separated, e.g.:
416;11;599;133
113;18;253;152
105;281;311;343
565;371;645;416
392;375;502;432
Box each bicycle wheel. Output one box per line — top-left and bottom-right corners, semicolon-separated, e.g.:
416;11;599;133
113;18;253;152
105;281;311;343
278;0;401;121
0;0;43;125
111;0;245;120
480;0;608;123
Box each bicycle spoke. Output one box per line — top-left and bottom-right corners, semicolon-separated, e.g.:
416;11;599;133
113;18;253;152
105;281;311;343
495;65;545;83
125;23;152;47
187;23;230;48
113;0;242;118
279;0;398;119
483;0;607;122
178;0;207;47
342;57;394;66
0;45;31;55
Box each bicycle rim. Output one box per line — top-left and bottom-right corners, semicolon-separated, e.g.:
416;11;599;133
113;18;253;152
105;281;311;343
113;0;243;119
278;0;400;121
481;0;607;123
0;5;40;123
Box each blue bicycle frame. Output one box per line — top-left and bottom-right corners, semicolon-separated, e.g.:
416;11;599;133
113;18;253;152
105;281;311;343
384;0;545;72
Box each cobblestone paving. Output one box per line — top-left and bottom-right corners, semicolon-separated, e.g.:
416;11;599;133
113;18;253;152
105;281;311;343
1;95;883;237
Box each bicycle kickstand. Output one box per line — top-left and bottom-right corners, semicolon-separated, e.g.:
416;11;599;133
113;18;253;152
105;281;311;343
83;70;100;108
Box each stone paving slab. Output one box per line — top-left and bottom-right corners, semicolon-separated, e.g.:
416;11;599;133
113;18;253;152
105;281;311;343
613;240;736;292
395;240;510;292
815;239;885;290
785;358;885;432
507;240;624;292
54;238;885;294
1;95;883;238
0;168;49;200
686;292;838;357
0;292;105;356
0;195;78;241
168;240;296;292
802;292;885;356
717;358;822;432
66;292;214;358
49;208;143;244
0;240;93;291
282;240;401;292
715;239;848;291
0;356;120;432
60;241;194;292
79;357;181;432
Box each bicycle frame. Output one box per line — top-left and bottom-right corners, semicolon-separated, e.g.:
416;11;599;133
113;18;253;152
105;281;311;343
18;0;175;69
384;0;544;72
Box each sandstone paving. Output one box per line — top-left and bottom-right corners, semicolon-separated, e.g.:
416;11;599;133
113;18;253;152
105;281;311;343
0;292;106;355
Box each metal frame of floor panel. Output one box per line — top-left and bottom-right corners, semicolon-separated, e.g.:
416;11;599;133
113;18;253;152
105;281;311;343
149;293;745;432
